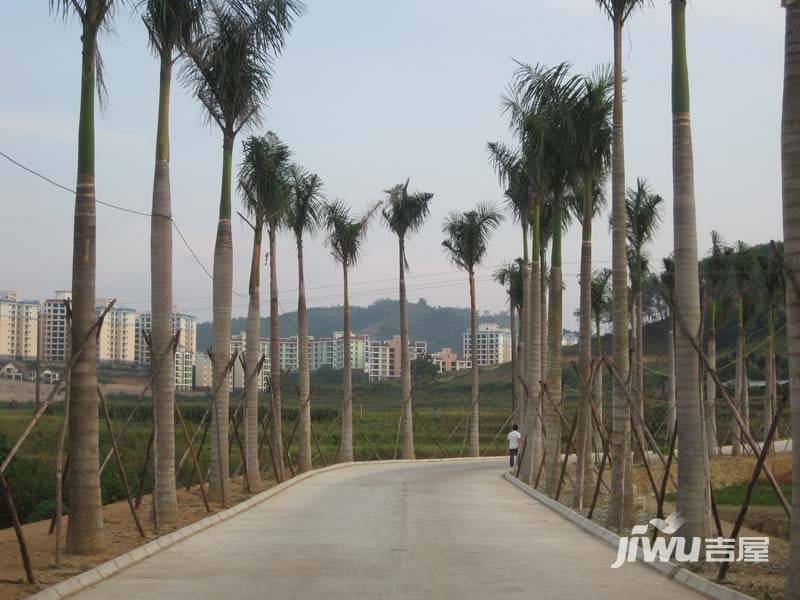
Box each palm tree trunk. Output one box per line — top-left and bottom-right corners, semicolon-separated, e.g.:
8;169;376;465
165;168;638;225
544;198;563;496
340;263;354;462
672;0;711;541
297;237;312;473
518;226;533;481
636;284;645;443
667;311;677;439
706;305;718;456
209;135;234;505
244;219;262;490
742;339;750;444
66;29;105;554
733;299;743;455
540;242;548;387
468;271;480;457
151;52;177;523
510;303;519;423
573;176;594;508
269;223;285;481
781;7;800;594
399;237;414;459
592;317;604;454
529;205;543;473
607;17;632;532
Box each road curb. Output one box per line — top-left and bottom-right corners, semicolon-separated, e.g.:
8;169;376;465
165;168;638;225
503;473;756;600
29;457;502;599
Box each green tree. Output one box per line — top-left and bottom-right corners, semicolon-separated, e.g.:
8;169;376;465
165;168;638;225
382;180;434;460
494;260;523;421
442;204;504;457
731;241;755;455
569;66;613;509
50;0;125;554
239;133;293;483
183;0;303;501
323;201;377;462
142;0;205;525
672;0;711;541
590;268;612;452
594;0;652;530
286;166;324;473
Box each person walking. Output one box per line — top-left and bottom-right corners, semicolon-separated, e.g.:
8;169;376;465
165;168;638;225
507;424;522;469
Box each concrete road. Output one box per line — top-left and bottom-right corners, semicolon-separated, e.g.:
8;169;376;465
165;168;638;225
73;460;703;599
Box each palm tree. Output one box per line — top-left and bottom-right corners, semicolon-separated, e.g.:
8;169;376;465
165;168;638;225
142;0;205;525
570;66;613;509
442;205;504;457
703;231;732;456
671;0;711;541
382;180;434;460
239;133;293;483
594;0;651;531
323;201;376;462
286;166;324;473
50;0;126;554
731;241;755;455
624;177;664;449
590;268;612;452
758;252;784;454
780;3;800;594
494;261;523;421
486;140;541;481
182;0;302;500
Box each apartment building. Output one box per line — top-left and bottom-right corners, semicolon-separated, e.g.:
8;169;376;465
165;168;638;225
0;291;40;360
135;310;198;364
42;291;71;363
96;299;137;364
431;347;470;373
229;332;272;391
365;336;427;381
463;322;512;366
174;348;194;391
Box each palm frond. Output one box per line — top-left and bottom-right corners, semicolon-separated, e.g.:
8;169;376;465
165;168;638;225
141;0;205;58
238;132;293;226
441;204;504;274
285;164;324;240
323;200;377;268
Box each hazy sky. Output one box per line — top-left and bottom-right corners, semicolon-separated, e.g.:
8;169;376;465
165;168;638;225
0;1;784;329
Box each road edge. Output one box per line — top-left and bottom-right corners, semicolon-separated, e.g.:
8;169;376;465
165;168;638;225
29;457;502;600
503;473;756;600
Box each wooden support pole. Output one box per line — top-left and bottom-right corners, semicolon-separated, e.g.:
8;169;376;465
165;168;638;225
355;411;382;461
207;350;239;508
98;386;146;538
654;418;678;534
175;401;210;513
534;447;547;489
554;412;578;502
0;470;36;584
717;394;787;582
310;421;327;467
629;415;659;500
513;435;527;479
185;416;211;491
259;409;280;482
482;412;514;458
177;407;210;478
412;406;450;458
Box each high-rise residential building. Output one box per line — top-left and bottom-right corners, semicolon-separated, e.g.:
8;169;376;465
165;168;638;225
463;322;512;366
135;309;197;364
365;336;427;381
194;352;213;389
0;291;40;361
229;332;272;391
95;299;137;364
174;348;194;391
42;291;71;363
431;347;470;373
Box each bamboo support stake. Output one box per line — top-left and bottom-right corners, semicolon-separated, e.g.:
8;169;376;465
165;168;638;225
412;406;450;458
175;400;210;512
554;413;578;502
98;386;146;538
136;428;155;510
0;470;36;584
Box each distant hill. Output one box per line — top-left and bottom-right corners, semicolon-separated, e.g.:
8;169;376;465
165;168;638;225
196;298;511;354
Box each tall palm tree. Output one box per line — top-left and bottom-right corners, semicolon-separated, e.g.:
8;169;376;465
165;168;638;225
731;241;755;455
594;0;651;530
239;133;293;483
570;66;613;509
487;140;541;480
758;252;784;453
323;201;376;462
494;261;523;421
183;0;302;500
382;180;434;460
703;231;732;456
238;187;264;491
50;0;125;554
286;166;324;473
442;205;504;457
624;177;664;448
591;268;612;452
142;0;205;525
780;3;800;594
671;0;710;541
507;62;582;495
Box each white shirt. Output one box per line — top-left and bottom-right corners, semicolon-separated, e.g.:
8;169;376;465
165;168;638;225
507;430;522;450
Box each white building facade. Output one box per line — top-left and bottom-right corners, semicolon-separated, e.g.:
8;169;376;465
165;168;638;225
463;322;512;366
